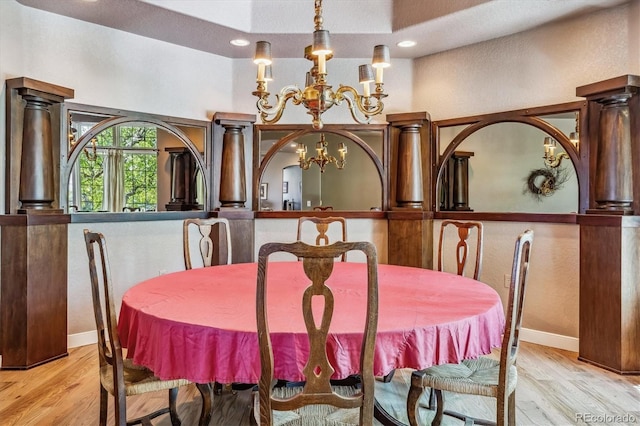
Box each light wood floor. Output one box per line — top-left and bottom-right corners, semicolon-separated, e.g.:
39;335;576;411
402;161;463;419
1;342;638;425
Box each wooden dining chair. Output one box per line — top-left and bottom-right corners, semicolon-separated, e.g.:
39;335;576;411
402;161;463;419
83;229;190;426
296;216;348;261
183;217;232;269
407;229;534;426
255;240;379;426
438;220;484;280
384;220;484;388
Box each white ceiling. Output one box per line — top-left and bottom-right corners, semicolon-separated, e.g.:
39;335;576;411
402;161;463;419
17;0;630;60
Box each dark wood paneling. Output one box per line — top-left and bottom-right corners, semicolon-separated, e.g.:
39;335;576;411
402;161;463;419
435;211;578;224
578;223;622;371
1;216;69;368
388;217;433;269
214;210;255;264
578;215;640;374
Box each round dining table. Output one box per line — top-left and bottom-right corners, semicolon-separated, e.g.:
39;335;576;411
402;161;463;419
118;261;505;425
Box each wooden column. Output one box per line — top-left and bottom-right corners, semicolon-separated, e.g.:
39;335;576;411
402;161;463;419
440;151;474;211
386;112;433;268
395;123;424;209
165;147;202;211
577;75;639;215
576;75;640;374
2;78;73;368
216;117;254;209
212;113;256;263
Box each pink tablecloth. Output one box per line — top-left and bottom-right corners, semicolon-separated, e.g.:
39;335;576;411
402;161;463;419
118;262;505;384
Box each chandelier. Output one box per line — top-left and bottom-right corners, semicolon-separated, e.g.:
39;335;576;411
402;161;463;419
252;0;390;130
296;133;346;173
542;136;569;168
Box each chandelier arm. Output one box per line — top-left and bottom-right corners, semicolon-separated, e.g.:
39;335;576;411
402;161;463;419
255;85;303;124
335;85;385;123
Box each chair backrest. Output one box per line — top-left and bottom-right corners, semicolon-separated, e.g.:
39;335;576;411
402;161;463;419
183;218;232;269
437;220;483;280
256;240;379;426
313;206;333;211
83;229;125;377
296;216;348;261
499;230;534;387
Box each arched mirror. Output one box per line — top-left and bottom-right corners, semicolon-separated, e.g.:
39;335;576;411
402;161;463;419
435;102;588;214
255;125;387;211
60;103;210;213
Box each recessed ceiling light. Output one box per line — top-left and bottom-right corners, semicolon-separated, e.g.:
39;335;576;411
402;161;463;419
230;39;250;47
397;40;416;48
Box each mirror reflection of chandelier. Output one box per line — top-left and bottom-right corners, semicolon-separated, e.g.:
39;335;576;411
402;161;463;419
542;136;569;168
252;0;390;130
296;133;346;173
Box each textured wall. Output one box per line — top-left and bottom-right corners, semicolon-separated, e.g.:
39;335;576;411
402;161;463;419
412;3;637;120
434;220;580;338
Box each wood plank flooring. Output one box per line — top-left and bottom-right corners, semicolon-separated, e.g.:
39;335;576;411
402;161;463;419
1;342;638;425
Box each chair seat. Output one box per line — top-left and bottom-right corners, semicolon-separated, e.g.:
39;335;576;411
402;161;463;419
100;359;190;396
253;385;360;425
420;357;517;398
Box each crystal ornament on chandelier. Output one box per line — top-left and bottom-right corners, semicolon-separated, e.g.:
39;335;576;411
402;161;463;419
252;0;390;130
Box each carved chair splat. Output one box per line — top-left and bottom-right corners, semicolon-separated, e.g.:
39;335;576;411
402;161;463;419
255;240;378;426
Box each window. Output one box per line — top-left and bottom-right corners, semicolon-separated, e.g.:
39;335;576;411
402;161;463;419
69;122;158;212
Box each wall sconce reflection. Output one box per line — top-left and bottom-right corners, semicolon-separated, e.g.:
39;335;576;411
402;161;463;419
543;136;569;168
569;112;580;147
296;133;346;173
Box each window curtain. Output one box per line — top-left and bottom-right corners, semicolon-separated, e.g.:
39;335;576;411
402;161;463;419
103;149;124;212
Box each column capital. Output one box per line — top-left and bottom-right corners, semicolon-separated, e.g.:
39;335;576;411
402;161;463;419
576;74;639;101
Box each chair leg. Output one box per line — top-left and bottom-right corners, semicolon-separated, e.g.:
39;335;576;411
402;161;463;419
115;390;127;426
496;387;512;426
432;389;445;426
99;385;108;426
169;387;181;426
507;390;516;426
407;371;426;426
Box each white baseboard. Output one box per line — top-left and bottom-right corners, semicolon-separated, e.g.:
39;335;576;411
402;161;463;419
68;328;579;352
68;331;97;348
520;328;579;352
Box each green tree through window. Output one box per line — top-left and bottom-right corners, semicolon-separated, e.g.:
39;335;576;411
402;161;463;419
71;123;158;212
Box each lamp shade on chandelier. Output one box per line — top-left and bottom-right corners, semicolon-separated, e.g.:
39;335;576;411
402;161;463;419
252;0;390;130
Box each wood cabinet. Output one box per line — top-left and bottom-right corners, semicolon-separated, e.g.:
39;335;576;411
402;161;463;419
0;213;69;368
577;215;640;374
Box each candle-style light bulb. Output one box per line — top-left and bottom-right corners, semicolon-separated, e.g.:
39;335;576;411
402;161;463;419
372;45;390;84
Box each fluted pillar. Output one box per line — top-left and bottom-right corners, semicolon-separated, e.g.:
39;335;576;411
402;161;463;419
452;151;474;211
211;112;256;263
576;75;640;374
2;78;73;368
5;79;73;214
165;147;201;211
219;124;247;208
594;96;633;211
18;94;56;210
386;112;432;268
395;124;424;208
577;75;639;215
